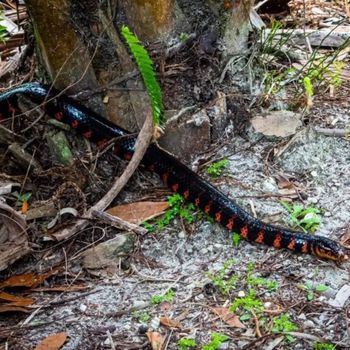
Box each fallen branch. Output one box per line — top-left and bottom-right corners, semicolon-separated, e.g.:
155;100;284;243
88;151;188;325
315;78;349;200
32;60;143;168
53;110;154;240
91;209;147;235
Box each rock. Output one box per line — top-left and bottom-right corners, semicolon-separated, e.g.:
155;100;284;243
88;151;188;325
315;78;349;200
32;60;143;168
251;111;302;138
82;233;135;272
159;109;210;161
328;284;350;308
303;320;315;328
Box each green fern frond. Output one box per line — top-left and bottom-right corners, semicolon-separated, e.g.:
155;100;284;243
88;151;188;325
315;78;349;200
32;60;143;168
121;25;163;124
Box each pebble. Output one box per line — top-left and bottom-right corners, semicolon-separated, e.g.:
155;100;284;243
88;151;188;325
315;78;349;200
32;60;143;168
304;320;315;328
79;304;87;312
178;231;186;239
238;291;245;297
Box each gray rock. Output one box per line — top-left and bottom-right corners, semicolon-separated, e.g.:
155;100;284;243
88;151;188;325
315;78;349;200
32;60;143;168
82;233;134;270
159;109;210;161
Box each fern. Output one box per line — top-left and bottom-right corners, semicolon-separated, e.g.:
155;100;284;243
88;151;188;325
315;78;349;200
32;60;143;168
121;25;163;124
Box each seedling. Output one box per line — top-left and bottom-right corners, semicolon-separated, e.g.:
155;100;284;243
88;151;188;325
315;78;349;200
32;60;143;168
177;337;197;350
132;311;151;323
207;259;239;295
206;159;229;178
232;232;241;247
150;289;176;305
312;342;336;350
246;263;278;291
230;289;264;316
144;194;195;232
272;313;298;342
281;201;321;233
299;282;328;301
202;332;229;350
179;32;189;43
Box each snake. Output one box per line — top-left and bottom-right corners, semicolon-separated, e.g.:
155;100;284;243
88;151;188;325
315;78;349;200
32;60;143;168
0;82;347;262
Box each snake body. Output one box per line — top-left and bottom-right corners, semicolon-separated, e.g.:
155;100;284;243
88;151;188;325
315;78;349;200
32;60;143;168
0;82;347;261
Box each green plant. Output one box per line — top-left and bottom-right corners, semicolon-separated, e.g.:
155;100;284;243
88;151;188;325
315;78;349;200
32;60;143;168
206;159;229;178
329;61;345;88
121;25;163;124
132;311;151;323
202;332;229;350
0;12;8;43
150;289;176;304
207;259;238;295
179;32;189;43
230;289;264;316
16;192;32;207
246;267;278;291
143;194;195;232
312;342;336;350
232;232;241;247
299;282;328;301
272;313;298;342
177;337;197;350
281;201;321;233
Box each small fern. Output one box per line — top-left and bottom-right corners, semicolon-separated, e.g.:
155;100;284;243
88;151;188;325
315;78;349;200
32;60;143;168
121;25;163;124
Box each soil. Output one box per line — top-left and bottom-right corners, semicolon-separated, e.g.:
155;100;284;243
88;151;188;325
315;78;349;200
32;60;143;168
0;1;350;350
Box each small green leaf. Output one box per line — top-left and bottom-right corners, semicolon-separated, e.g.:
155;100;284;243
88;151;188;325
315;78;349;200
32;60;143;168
315;284;328;293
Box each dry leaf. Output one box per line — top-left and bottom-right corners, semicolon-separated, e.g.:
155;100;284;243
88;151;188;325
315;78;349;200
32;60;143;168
160;316;182;329
146;331;164;350
212;307;245;328
0;291;33;306
34;332;67;350
107;201;169;224
0;269;59;289
0;305;31;313
32;285;88;293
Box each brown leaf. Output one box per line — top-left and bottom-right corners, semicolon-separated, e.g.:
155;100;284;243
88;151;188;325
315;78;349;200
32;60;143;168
107;201;169;224
212;307;245;328
160;316;182;329
32;285;88;293
0;270;59;289
0;291;33;306
146;331;164;350
0;305;31;313
34;332;67;350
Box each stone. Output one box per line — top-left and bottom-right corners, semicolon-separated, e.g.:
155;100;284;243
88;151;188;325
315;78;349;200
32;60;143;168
159;109;210;161
82;233;134;272
251;111;302;138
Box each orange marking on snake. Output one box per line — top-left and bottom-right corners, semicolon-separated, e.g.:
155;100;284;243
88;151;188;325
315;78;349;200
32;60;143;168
162;173;169;185
301;241;308;253
124;153;132;161
55;111;64;120
255;231;265;244
183;190;190;199
194;198;200;206
241;225;249;239
204;202;212;214
215;212;222;222
172;183;179;192
97;138;108;147
226;217;235;230
71;120;79;128
287;239;296;250
273;234;282;249
8;103;17;114
83;130;93;139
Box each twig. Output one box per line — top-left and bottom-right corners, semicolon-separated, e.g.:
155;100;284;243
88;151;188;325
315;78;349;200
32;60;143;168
91;209;147;235
314;126;350;138
53;110;154;240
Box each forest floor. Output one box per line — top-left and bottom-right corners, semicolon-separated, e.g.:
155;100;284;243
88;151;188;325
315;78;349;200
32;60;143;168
1;1;350;350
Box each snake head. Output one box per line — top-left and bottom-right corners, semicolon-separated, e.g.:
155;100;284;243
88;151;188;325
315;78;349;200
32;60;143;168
311;237;348;262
